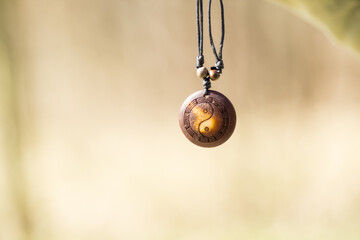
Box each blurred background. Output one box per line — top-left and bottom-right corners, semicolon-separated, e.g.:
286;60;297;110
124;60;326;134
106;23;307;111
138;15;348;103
1;0;360;239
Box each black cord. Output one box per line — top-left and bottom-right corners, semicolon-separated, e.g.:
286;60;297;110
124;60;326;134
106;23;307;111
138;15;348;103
196;0;225;95
196;0;204;68
208;0;225;72
196;0;225;71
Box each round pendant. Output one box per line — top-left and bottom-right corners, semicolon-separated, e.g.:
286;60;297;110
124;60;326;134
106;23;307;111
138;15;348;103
179;90;236;147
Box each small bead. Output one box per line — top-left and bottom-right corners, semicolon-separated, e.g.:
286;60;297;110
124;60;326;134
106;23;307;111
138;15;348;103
197;67;209;79
209;70;220;80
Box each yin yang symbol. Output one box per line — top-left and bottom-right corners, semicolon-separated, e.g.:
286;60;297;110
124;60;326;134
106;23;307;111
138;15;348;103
179;90;236;148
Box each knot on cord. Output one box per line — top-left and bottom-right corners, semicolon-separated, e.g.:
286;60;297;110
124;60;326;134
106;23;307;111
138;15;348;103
215;60;224;73
203;77;211;96
196;55;205;68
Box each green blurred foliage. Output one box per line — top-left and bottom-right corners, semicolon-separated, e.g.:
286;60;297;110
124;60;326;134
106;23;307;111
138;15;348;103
271;0;360;53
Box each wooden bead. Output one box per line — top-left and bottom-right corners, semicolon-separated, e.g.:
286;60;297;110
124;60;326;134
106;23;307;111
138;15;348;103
196;67;209;79
209;70;220;80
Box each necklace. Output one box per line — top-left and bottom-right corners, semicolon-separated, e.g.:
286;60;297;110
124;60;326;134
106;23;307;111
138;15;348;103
179;0;236;148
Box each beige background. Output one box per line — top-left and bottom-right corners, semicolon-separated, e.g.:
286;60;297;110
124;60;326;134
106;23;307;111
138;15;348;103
1;0;360;239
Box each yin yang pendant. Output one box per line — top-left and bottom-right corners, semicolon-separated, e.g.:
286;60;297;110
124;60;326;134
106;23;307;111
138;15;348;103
179;90;236;147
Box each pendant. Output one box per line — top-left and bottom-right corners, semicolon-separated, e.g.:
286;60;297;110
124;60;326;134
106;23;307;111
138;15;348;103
179;90;236;147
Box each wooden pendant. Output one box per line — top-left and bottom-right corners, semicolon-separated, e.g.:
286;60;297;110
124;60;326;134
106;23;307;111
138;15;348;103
179;90;236;147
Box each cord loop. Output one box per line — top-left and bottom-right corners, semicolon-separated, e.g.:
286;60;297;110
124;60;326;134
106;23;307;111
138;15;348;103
208;0;225;65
